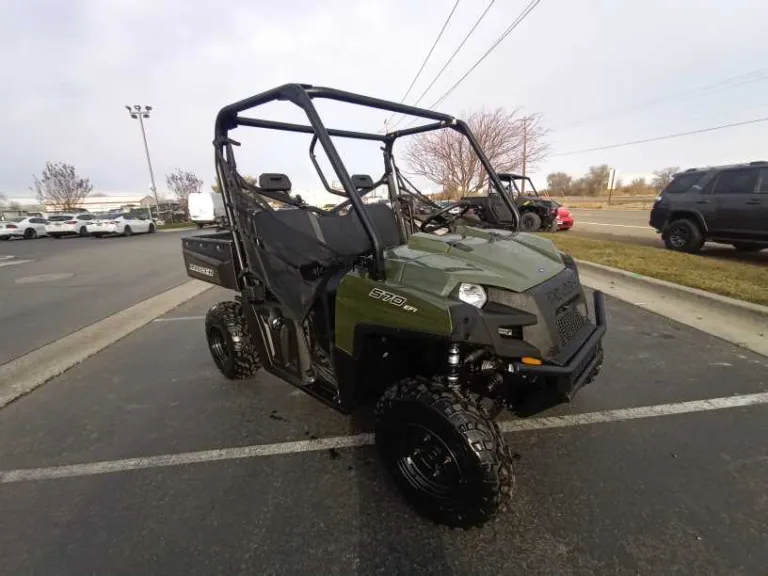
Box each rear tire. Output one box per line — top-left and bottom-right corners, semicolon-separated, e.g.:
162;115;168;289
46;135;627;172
732;242;763;252
205;301;261;379
520;211;541;232
663;219;703;253
123;226;132;237
79;226;89;237
24;228;37;239
375;377;515;528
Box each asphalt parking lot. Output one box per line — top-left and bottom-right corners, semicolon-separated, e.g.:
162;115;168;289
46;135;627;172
0;230;195;364
1;285;767;575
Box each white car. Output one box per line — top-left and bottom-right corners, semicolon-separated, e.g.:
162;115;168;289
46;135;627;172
0;220;22;240
46;213;95;238
0;217;49;240
86;213;156;237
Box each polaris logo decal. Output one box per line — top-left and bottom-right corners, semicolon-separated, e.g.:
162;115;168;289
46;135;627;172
368;288;418;313
188;263;215;277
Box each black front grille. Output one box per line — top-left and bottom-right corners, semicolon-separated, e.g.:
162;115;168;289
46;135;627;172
556;305;587;347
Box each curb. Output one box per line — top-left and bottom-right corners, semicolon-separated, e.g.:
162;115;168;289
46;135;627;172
0;280;212;409
575;260;768;317
158;226;196;233
575;259;767;357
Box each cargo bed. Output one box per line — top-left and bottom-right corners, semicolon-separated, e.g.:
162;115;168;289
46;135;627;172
182;232;239;290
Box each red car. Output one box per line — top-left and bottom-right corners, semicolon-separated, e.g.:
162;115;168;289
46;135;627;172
555;204;574;231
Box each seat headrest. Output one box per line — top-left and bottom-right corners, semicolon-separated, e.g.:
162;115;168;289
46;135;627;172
259;173;292;192
351;174;374;190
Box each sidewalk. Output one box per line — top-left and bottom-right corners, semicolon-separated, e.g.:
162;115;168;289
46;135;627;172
577;260;768;357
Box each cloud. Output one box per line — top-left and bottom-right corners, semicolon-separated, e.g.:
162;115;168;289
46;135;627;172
1;0;767;202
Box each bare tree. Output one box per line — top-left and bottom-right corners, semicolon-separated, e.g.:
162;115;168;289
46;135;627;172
211;174;257;194
404;109;549;199
546;172;572;196
32;162;93;211
651;166;680;190
576;165;612;197
166;169;203;207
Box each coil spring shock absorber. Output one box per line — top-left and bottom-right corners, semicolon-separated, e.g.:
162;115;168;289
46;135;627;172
447;343;461;386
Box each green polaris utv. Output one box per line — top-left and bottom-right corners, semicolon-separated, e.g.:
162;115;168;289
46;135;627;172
182;84;606;528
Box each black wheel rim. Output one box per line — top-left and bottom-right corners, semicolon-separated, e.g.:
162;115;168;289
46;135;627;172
668;225;690;248
396;423;463;499
208;326;230;367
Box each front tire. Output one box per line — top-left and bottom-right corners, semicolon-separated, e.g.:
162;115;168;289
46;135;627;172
663;219;703;253
148;223;156;234
79;227;89;237
375;377;515;528
520;211;541;232
205;301;261;379
123;226;132;237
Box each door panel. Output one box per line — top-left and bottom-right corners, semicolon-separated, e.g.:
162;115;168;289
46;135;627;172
710;168;759;237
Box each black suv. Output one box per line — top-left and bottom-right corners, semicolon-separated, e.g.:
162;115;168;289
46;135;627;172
650;161;768;253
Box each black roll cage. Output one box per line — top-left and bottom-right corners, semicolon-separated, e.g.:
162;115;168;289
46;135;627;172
214;83;521;282
494;172;539;198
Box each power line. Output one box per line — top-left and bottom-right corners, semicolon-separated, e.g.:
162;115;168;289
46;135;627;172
556;66;768;131
553;115;768;156
397;0;542;131
393;0;461;108
429;0;541;109
388;0;497;130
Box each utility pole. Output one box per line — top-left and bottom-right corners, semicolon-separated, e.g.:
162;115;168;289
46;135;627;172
607;168;616;205
125;105;160;217
521;116;528;195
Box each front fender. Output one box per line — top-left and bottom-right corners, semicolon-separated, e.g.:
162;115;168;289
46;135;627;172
334;273;453;355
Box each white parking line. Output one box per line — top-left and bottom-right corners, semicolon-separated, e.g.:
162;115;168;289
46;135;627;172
152;316;206;323
2;391;768;484
578;222;650;230
0;259;33;268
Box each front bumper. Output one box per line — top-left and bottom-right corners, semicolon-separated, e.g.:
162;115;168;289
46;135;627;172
510;290;606;400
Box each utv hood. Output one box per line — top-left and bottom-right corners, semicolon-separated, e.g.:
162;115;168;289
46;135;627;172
385;226;565;296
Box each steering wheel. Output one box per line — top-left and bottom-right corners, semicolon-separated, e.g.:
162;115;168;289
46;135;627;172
420;200;471;233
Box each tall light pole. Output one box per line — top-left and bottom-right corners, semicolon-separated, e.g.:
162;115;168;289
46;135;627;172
125;105;160;216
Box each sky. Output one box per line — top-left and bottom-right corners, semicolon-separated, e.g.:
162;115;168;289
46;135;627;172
2;0;768;205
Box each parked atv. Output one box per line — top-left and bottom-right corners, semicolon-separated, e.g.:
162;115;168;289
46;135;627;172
461;173;561;232
182;84;606;528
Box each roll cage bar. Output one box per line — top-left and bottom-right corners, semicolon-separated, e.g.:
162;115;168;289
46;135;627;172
214;83;521;282
495;172;539;197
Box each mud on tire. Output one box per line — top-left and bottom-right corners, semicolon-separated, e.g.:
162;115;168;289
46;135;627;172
375;377;515;528
205;301;261;379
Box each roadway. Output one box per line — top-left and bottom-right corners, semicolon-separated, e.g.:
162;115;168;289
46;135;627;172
1;286;767;574
0;230;195;364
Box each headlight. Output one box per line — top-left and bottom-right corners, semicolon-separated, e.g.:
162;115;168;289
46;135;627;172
457;283;487;308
